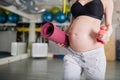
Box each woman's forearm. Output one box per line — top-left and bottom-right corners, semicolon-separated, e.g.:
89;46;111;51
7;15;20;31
106;24;113;37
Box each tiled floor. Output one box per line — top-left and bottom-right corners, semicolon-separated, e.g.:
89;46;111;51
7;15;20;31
0;58;120;80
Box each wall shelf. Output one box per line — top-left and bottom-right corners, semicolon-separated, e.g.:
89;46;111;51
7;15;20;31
0;5;32;20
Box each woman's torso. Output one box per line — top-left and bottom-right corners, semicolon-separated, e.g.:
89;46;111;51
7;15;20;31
68;0;104;52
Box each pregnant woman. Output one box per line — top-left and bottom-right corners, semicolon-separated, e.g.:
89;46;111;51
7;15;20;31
57;0;114;80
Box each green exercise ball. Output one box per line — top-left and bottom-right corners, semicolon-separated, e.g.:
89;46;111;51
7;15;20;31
50;7;61;15
0;8;5;14
5;10;11;15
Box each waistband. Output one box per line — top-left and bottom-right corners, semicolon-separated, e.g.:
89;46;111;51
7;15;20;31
67;46;104;57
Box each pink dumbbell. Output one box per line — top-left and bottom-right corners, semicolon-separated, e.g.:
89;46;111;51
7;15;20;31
97;26;107;44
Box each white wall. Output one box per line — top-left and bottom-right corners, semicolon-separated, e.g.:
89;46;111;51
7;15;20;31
113;0;120;39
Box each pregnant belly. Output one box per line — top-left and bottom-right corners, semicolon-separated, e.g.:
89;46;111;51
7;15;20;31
67;16;103;52
68;32;102;52
68;26;103;52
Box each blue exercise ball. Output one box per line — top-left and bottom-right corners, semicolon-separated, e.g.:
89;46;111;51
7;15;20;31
8;13;19;23
0;13;7;23
55;12;66;23
67;12;71;22
42;11;53;22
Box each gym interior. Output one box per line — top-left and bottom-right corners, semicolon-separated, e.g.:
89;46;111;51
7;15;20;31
0;0;120;80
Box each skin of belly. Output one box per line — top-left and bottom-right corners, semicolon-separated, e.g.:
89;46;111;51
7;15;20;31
68;16;103;52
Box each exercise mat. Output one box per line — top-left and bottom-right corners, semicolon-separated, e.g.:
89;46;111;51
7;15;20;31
41;22;69;45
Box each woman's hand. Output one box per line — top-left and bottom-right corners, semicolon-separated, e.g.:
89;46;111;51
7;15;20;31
56;28;69;47
56;43;65;47
97;26;112;44
97;31;110;44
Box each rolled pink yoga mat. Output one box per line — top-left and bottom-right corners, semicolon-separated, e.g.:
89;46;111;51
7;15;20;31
41;22;69;45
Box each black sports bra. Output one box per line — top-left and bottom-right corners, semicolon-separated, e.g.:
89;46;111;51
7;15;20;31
71;0;104;20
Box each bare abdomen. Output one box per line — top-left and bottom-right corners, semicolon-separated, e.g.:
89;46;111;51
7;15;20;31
68;16;103;52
